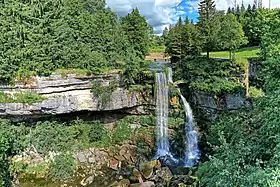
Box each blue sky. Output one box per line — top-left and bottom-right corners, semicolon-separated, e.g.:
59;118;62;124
106;0;280;34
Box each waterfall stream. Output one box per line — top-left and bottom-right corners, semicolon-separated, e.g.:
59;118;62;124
155;72;170;157
179;95;200;167
154;66;199;167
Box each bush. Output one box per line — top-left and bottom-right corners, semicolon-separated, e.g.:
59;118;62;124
91;81;117;107
88;123;105;142
174;57;247;94
249;86;265;99
49;153;76;181
0;91;46;104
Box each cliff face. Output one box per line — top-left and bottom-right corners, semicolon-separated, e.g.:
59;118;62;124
0;72;153;117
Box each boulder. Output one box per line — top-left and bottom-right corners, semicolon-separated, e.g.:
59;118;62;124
169;175;196;187
139;162;154;179
119;179;130;186
108;159;120;171
80;175;94;186
130;181;155;187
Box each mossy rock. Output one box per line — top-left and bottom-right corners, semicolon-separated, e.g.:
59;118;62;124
119;179;130;186
139;162;154;179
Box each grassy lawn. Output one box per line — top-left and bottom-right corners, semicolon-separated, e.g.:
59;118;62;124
210;47;260;59
149;45;165;53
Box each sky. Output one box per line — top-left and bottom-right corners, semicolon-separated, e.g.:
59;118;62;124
106;0;280;34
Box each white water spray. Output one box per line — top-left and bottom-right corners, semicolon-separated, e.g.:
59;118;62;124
179;95;200;167
155;72;170;157
153;66;199;167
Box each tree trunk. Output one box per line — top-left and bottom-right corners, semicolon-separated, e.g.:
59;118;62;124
207;51;209;59
229;50;232;60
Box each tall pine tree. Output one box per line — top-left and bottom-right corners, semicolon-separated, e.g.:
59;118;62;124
198;0;220;58
120;8;151;60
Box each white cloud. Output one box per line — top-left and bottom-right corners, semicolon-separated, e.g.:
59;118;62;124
106;0;280;34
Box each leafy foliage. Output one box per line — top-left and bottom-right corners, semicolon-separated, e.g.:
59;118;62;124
0;92;46;104
196;57;280;186
0;0;151;83
259;10;280;59
49;153;76;181
219;13;248;59
174;57;247;94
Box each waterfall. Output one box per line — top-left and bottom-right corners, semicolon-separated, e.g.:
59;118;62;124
179;95;200;167
167;67;173;84
169;67;199;167
153;66;199;167
155;72;170;157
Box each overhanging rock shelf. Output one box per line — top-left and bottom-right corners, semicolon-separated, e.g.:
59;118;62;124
0;72;152;117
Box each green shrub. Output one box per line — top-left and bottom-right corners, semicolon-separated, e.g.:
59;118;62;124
49;153;76;181
189;77;243;94
249;86;265;99
112;120;134;144
88;123;105;142
91;81;117;107
0;91;46;104
174;57;247;94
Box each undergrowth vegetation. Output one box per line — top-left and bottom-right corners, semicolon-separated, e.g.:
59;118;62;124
0;92;46;104
174;57;247;94
0;115;156;183
196;57;280;187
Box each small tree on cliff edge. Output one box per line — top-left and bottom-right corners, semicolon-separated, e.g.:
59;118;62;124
198;0;221;58
219;13;248;59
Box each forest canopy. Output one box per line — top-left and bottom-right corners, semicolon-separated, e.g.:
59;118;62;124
0;0;151;83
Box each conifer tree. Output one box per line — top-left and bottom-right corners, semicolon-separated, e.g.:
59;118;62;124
236;5;241;18
120;8;151;59
252;4;257;13
247;4;252;14
241;3;246;14
227;7;232;14
198;0;221;58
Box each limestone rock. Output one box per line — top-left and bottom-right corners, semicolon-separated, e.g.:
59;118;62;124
119;179;130;186
0;73;152;118
108;159;120;170
130;181;155;187
132;168;143;183
80;176;94;186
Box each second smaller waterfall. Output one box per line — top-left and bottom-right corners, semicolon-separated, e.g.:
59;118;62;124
180;95;200;167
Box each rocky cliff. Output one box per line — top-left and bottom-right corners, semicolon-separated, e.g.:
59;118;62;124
0;72;153;117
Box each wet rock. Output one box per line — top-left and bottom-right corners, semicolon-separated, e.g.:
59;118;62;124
169;175;196;187
132;168;143;183
110;181;120;187
150;167;172;185
114;155;126;162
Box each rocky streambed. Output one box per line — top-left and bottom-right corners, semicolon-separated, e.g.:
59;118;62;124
14;142;197;187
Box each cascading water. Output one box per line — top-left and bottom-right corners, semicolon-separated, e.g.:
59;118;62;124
179;95;200;167
155;72;170;157
168;67;199;166
153;65;199;167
